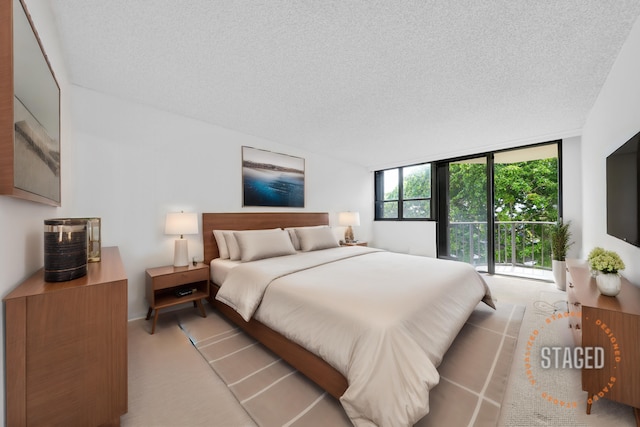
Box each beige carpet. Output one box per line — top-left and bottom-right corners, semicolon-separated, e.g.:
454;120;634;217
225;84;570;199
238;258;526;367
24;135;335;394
177;301;525;426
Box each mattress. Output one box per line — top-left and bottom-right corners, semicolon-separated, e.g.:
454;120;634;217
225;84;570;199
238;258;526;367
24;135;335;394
210;258;241;285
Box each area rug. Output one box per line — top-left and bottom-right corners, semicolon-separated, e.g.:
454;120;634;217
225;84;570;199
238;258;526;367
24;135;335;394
498;290;638;426
177;301;525;426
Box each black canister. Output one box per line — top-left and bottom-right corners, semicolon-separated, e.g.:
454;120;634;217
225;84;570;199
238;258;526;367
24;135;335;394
44;219;88;282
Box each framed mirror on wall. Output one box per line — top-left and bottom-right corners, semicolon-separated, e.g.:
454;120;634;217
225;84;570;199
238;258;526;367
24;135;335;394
1;0;61;206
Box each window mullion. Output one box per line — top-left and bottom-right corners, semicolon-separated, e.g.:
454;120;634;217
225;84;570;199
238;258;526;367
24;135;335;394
398;168;404;219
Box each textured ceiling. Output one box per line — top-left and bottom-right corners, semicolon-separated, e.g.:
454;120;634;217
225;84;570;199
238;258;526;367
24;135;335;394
50;0;640;169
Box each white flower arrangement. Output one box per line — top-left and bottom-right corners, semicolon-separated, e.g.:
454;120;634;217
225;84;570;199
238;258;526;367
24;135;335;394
587;247;625;274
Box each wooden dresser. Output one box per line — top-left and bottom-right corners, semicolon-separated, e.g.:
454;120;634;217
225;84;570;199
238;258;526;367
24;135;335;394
566;259;640;425
4;246;128;426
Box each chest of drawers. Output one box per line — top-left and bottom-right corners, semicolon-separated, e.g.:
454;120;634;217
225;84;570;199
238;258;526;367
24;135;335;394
566;259;640;424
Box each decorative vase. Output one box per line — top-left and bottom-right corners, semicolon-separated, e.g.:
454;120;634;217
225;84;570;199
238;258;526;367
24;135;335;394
44;218;88;282
595;273;621;296
552;260;566;291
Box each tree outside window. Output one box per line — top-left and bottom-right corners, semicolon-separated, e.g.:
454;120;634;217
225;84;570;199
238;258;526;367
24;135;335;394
375;164;432;220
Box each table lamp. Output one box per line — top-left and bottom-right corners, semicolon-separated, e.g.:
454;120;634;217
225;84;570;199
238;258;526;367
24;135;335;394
338;211;360;243
165;212;198;267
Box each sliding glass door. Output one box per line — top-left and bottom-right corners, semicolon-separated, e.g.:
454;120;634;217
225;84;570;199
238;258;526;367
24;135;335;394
437;142;560;278
436;155;492;272
492;144;559;278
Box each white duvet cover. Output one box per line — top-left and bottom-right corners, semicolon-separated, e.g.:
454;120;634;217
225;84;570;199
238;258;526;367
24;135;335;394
215;246;494;427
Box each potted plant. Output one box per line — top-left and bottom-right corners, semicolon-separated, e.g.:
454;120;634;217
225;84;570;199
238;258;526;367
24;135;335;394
551;220;573;290
587;247;625;296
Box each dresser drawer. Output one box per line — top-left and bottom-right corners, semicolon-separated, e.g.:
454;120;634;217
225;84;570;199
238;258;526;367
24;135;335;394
566;267;582;345
567;300;582;345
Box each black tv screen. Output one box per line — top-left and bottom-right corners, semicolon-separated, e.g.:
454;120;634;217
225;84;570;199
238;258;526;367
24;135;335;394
606;130;639;247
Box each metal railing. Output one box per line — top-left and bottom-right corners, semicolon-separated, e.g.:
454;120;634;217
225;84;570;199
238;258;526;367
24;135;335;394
448;220;556;271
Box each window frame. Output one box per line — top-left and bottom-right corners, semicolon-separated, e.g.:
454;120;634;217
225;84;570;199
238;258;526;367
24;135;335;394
374;162;434;221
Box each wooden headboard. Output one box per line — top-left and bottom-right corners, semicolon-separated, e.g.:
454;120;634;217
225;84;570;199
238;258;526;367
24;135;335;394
202;212;329;264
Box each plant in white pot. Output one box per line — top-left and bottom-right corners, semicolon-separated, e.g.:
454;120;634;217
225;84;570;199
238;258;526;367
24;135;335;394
587;247;625;296
550;220;572;290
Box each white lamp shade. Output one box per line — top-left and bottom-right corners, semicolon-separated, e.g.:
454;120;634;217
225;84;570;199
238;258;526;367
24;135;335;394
338;211;360;227
165;212;198;236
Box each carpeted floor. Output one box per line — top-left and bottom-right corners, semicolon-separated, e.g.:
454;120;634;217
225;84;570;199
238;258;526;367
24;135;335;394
176;301;525;427
122;273;638;426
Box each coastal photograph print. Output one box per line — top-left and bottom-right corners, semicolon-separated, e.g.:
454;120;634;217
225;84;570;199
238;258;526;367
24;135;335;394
242;146;305;207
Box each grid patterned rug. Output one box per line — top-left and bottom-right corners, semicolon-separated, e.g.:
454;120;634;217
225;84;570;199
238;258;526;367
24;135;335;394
177;302;524;426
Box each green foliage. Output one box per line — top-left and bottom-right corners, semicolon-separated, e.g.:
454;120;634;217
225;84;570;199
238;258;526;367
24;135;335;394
551;220;573;261
403;166;431;199
381;165;431;218
446;158;558;222
495;159;558;222
449;163;487;222
447;157;559;268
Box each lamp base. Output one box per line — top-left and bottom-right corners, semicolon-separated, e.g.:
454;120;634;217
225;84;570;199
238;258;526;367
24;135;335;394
173;239;189;267
344;226;354;243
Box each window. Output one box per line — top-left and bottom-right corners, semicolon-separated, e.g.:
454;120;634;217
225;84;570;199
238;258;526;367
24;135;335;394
375;163;432;220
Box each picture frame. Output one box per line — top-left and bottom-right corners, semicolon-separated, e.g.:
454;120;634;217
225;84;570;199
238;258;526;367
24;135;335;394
0;0;61;206
242;146;305;208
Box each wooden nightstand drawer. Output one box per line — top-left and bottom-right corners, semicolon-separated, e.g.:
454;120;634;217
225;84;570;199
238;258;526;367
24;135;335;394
154;268;209;290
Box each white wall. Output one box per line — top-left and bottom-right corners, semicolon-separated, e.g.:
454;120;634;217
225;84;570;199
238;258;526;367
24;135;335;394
582;15;640;285
69;86;373;319
562;136;583;259
0;0;76;423
373;221;437;257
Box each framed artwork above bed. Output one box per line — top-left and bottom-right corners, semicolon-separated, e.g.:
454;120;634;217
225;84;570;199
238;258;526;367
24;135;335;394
242;146;305;208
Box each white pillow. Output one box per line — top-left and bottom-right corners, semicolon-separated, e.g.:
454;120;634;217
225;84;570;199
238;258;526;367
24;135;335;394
235;229;296;262
213;230;230;259
285;225;328;250
222;231;241;260
296;226;339;252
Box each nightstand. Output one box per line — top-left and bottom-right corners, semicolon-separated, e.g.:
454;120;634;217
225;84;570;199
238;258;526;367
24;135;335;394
341;241;368;247
145;263;210;334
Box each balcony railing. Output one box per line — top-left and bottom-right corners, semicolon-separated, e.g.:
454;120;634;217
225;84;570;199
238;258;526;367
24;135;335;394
448;221;556;273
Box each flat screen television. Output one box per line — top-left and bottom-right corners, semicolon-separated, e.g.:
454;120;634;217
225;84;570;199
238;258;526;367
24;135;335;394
606;130;640;247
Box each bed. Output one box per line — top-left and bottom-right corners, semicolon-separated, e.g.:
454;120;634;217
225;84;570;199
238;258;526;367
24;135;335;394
203;212;494;426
